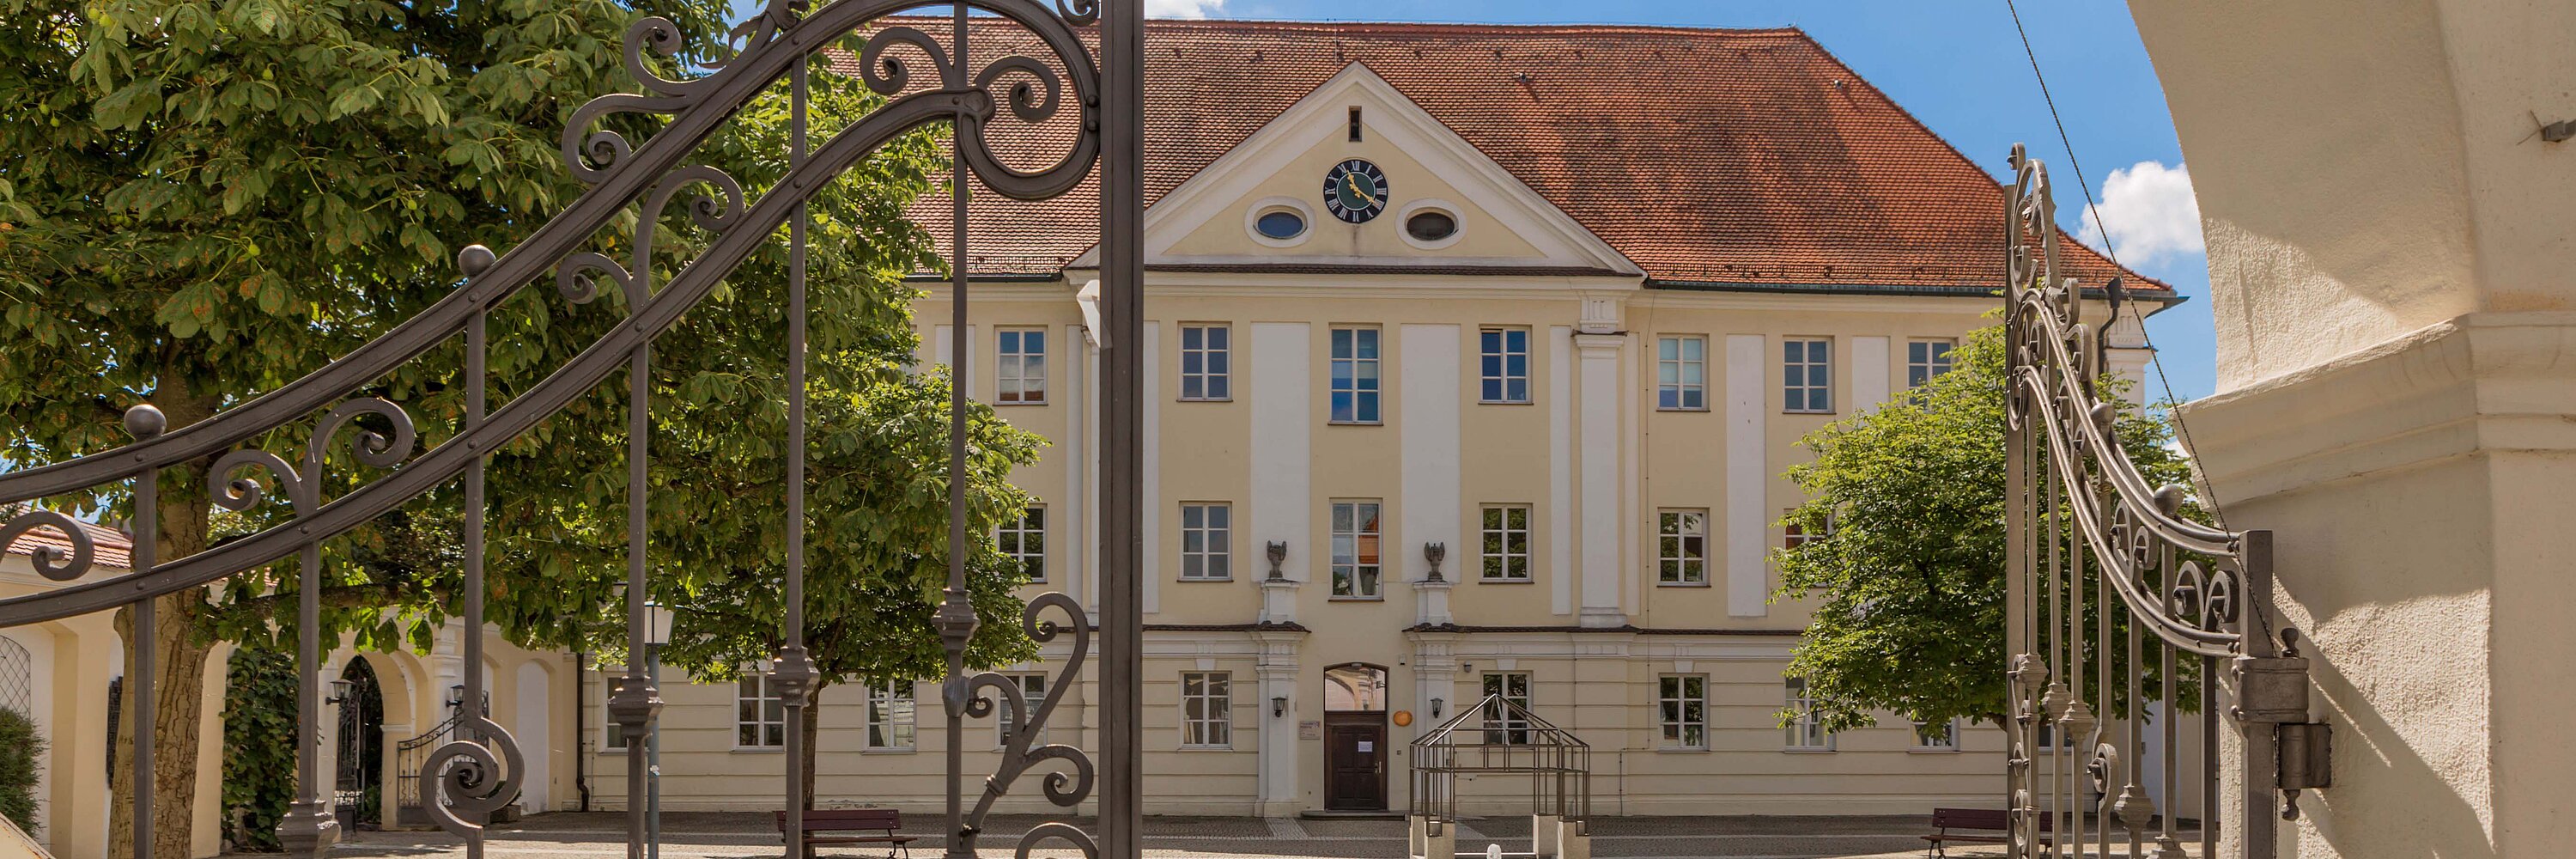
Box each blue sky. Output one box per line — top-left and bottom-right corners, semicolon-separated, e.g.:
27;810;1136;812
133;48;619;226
738;0;2215;400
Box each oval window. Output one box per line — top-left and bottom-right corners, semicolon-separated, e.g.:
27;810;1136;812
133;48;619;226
1255;210;1308;241
1406;210;1458;242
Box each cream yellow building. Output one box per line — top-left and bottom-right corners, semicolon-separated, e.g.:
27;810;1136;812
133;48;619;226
574;20;2172;819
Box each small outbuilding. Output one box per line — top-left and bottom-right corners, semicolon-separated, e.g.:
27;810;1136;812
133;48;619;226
1407;694;1593;859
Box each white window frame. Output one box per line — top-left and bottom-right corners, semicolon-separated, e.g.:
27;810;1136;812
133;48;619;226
1181;323;1231;401
1329;326;1382;424
996;327;1048;405
1181;671;1232;749
1784;677;1834;751
1913;718;1960;751
1330;500;1384;599
867;681;917;751
1783;338;1832;414
1479;504;1532;582
1481;672;1533;745
1658;674;1708;750
1907;338;1956;388
601;673;632;751
997;673;1048;747
736;672;786;749
1657;509;1709;586
999;506;1045;582
1479;326;1532;405
1180;503;1231;581
1656;335;1708;411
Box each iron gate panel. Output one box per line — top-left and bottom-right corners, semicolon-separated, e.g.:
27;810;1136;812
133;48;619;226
0;2;1147;857
2002;143;2325;859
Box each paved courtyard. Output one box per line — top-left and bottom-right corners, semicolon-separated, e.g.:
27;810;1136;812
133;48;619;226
301;813;2036;859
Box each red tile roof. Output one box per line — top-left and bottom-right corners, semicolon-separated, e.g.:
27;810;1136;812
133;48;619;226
1;505;135;572
841;18;2161;293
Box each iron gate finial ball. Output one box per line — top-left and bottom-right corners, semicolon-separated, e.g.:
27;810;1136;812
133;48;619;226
458;244;496;279
122;404;165;438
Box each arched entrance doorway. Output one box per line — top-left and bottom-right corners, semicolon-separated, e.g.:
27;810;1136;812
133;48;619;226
1322;662;1389;812
333;658;384;831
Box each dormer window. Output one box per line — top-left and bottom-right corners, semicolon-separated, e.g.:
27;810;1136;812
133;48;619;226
1349;107;1364;142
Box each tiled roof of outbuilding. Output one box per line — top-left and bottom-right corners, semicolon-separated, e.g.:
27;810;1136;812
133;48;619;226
841;18;2162;293
1;504;135;571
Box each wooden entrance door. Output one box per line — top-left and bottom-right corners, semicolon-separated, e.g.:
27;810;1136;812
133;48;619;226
1324;713;1388;811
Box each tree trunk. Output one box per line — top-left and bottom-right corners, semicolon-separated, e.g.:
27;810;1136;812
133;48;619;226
106;391;214;859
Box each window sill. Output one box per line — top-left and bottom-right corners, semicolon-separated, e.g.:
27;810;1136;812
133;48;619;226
862;747;918;754
1328;596;1387;602
1178;576;1236;583
1477;577;1535;585
1178;397;1234;403
1655;406;1712;413
1477;399;1534;406
1327;421;1384;427
1781;747;1838;754
1656;581;1712;588
1783;410;1836;417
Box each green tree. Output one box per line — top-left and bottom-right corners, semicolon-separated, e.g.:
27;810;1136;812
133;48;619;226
0;704;43;834
0;0;1029;852
218;637;295;853
1772;325;2198;735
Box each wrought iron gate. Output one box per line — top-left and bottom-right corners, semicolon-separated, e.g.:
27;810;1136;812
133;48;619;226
0;1;1145;857
2002;144;2329;859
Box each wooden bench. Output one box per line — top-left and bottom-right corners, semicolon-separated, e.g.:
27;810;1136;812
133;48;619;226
1921;807;2049;857
775;808;917;859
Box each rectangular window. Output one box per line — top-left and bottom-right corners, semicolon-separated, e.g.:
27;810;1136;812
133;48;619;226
1783;338;1832;413
1656;336;1707;411
737;673;786;748
1331;501;1384;598
867;681;917;751
1657;509;1709;585
1479;327;1532;404
999;506;1045;582
1907;338;1956;388
1481;672;1533;745
1658;674;1708;750
1785;678;1832;750
1182;672;1231;748
1479;505;1532;582
1181;324;1230;400
996;328;1047;404
998;673;1048;747
1181;503;1231;580
1914;719;1959;750
1329;326;1382;423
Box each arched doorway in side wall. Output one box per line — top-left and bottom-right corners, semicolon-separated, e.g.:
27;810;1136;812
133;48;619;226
1322;662;1389;812
332;657;385;831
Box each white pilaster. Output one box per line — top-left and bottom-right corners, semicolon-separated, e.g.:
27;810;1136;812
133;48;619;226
1408;633;1458;744
1547;326;1573;616
1574;331;1627;628
1142;320;1161;614
1400;324;1462;600
1251;323;1313;586
1066;324;1090;612
1852;335;1891;413
1253;630;1304;818
1083;326;1103;618
1724;334;1768;617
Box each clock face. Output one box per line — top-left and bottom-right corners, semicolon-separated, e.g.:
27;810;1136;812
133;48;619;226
1322;159;1389;223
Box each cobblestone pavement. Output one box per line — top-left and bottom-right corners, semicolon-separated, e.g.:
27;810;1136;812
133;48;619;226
295;813;2059;859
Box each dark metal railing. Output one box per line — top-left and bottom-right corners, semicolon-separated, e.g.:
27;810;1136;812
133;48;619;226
0;2;1145;857
2003;143;2328;859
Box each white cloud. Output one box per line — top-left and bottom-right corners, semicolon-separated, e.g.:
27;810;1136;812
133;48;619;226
1144;0;1225;18
2078;161;2203;268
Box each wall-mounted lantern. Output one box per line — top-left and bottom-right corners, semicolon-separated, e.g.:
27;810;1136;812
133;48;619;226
325;679;355;707
1273;696;1289;718
1430;697;1444;719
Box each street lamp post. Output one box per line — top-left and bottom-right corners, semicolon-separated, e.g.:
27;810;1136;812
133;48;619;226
642;600;673;859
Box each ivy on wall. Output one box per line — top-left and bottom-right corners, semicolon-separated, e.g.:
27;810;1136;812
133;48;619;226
0;706;44;833
221;639;295;852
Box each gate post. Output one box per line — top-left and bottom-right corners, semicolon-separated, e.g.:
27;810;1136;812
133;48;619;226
1097;0;1148;856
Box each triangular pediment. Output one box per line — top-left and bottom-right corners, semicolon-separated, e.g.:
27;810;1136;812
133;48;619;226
1076;64;1641;277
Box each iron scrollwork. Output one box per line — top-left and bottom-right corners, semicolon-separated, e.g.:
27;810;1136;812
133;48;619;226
2004;143;2318;859
951;593;1100;859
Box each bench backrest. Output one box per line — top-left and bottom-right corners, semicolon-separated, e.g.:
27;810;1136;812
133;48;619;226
775;808;902;832
1929;807;2012;831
